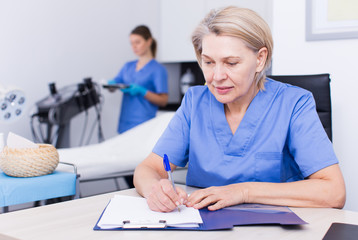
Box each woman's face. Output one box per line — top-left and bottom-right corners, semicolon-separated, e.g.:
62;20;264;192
129;34;152;57
201;33;267;105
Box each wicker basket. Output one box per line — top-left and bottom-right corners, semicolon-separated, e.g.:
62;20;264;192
0;144;59;177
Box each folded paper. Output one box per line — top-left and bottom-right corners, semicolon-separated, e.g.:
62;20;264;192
7;132;38;149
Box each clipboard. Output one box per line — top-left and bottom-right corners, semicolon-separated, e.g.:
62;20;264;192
93;196;307;231
122;220;167;229
102;84;129;89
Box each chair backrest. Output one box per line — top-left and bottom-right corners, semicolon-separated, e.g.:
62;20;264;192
267;74;332;141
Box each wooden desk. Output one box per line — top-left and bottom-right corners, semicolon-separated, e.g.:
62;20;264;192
0;186;357;240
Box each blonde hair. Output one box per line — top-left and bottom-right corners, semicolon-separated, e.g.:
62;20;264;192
191;6;273;90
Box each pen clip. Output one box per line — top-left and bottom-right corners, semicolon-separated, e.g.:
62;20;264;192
163;154;171;172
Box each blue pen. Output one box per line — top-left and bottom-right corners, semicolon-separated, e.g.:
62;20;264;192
163;154;180;212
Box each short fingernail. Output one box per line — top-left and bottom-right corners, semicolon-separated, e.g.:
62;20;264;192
180;198;184;204
175;201;180;206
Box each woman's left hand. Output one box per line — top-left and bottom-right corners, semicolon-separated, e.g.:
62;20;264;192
121;84;148;96
186;184;248;211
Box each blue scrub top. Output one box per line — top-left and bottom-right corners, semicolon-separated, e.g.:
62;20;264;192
113;59;168;133
152;78;338;188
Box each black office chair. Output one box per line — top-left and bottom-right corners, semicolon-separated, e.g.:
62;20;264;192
267;74;332;141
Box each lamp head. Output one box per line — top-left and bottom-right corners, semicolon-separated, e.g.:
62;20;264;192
0;84;26;122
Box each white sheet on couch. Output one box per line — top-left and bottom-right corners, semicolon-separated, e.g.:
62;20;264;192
56;111;175;181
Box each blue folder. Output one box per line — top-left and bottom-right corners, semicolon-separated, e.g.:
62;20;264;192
93;202;307;231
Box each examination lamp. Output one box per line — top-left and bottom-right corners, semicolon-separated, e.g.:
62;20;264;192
0;84;26;122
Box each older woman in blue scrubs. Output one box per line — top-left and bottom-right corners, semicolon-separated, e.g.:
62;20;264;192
134;7;346;212
109;25;168;134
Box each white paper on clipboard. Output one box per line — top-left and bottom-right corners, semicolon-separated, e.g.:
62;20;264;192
97;195;203;229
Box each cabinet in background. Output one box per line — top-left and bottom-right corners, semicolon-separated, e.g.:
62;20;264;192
158;0;273;62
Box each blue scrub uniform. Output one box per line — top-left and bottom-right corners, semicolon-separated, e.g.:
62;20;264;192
152;78;338;188
113;59;168;133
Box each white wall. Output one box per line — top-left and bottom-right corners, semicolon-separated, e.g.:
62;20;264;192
159;0;273;62
272;0;358;211
0;0;160;145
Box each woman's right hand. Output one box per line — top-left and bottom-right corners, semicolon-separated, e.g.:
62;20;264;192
145;179;188;212
107;87;117;93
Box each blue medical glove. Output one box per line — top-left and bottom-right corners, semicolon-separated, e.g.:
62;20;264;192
107;79;117;85
121;84;147;96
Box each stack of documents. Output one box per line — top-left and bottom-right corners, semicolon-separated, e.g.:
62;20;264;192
97;195;203;229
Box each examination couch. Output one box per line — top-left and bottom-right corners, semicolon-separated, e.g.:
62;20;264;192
56;111;175;186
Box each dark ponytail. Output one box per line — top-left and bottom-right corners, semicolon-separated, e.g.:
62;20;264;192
131;25;157;58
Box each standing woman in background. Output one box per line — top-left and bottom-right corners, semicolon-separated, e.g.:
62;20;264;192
108;25;168;188
109;25;168;134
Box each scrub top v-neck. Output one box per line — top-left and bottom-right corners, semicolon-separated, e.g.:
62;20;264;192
152;78;338;188
113;59;168;133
